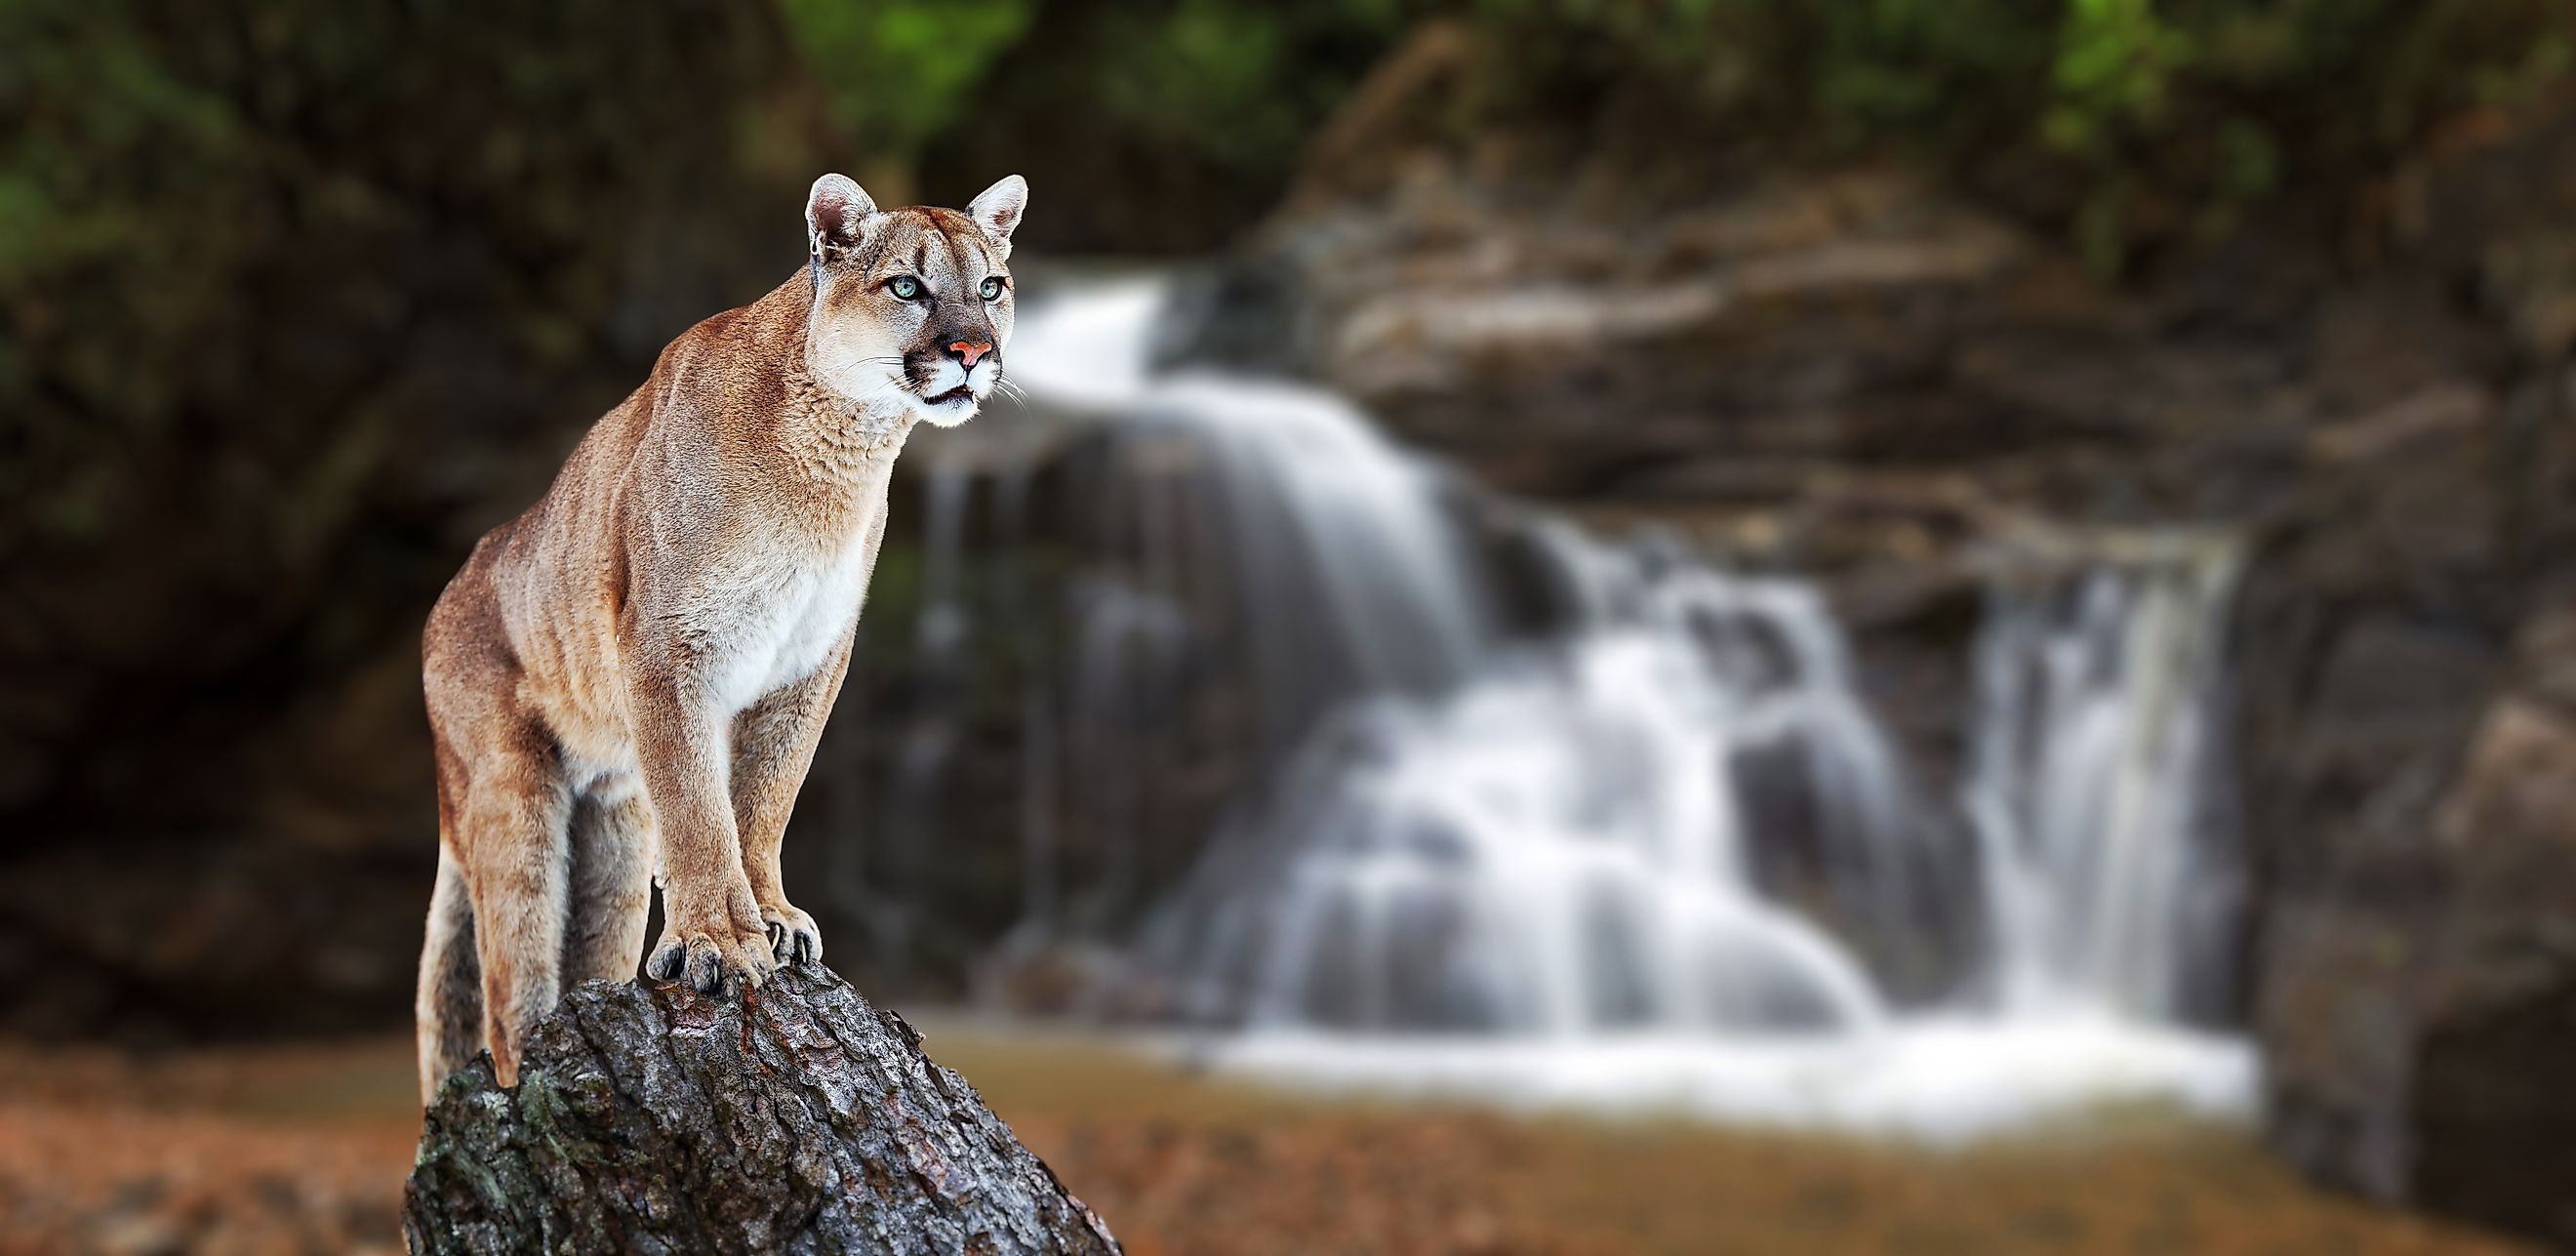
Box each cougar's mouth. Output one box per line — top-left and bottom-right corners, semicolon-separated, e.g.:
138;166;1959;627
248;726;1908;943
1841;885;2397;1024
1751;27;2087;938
923;384;976;405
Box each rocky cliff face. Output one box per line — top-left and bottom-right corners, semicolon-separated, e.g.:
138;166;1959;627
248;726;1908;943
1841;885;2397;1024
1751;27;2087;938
1178;44;2576;1242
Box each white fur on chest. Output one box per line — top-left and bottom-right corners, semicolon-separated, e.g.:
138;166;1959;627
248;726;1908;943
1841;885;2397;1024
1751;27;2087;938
695;515;879;716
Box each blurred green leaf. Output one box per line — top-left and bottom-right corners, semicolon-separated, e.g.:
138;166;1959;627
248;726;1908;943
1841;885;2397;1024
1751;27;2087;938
777;0;1036;158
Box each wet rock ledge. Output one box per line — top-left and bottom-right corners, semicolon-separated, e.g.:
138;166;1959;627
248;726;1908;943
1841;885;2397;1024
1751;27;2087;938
403;965;1121;1255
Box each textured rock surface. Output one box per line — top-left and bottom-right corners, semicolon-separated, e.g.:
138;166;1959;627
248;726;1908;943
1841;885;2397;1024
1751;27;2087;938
2265;604;2576;1246
403;965;1121;1255
2410;680;2576;1243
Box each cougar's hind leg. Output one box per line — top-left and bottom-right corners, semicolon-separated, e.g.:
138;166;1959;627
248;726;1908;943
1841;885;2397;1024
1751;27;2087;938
563;774;657;986
416;838;481;1104
460;716;573;1090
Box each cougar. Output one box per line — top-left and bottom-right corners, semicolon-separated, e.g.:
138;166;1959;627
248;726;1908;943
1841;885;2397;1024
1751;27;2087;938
415;173;1027;1099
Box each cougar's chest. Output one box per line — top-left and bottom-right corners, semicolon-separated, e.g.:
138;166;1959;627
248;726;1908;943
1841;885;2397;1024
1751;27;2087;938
703;512;879;714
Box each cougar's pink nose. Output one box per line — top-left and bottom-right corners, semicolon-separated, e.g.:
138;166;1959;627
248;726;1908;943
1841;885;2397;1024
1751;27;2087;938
947;340;991;368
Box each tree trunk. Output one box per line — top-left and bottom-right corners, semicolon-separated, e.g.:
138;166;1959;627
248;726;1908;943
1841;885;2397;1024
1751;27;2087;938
403;965;1121;1255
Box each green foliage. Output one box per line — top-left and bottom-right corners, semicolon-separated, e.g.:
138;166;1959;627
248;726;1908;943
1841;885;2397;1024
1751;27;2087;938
0;0;785;552
763;0;2575;271
1090;3;1305;176
779;0;1409;192
1084;0;1411;177
2049;0;2190;141
777;0;1036;160
1468;0;2576;271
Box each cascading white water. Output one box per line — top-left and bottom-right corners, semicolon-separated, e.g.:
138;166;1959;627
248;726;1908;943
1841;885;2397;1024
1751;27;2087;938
960;273;2255;1138
1963;541;2243;1021
1144;547;1916;1040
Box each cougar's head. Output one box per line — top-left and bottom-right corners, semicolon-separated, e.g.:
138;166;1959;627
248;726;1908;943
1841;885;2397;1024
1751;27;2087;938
801;172;1027;428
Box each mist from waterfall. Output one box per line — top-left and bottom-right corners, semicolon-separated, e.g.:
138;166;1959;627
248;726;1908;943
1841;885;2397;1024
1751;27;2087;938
928;272;2255;1139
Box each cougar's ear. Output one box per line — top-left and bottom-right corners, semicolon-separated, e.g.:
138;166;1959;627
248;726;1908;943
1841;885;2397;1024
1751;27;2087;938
806;173;878;261
965;175;1028;255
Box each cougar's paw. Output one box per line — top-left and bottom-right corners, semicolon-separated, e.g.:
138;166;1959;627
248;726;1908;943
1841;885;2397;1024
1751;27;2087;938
644;933;685;983
644;929;774;998
645;888;775;998
761;901;823;966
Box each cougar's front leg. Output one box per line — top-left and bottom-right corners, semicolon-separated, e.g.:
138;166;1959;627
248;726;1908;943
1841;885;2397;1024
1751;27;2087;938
729;626;854;967
629;668;775;997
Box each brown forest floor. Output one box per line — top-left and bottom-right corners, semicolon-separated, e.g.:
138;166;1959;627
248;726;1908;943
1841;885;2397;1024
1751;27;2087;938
0;1023;2532;1256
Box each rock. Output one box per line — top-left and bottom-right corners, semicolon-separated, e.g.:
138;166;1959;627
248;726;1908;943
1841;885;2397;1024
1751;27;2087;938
2393;103;2576;360
403;965;1121;1255
1187;167;2042;506
2407;680;2576;1242
2259;605;2576;1244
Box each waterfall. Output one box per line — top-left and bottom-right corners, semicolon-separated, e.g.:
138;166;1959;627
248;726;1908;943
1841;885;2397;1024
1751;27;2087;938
924;272;2255;1138
1963;540;2244;1021
1139;548;1916;1039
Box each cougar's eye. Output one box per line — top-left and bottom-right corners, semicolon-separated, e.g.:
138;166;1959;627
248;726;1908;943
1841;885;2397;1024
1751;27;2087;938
979;275;1004;301
888;275;922;300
